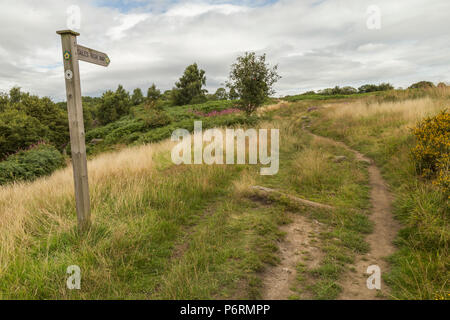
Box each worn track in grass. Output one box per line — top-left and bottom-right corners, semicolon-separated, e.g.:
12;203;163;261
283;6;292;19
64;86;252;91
308;132;400;299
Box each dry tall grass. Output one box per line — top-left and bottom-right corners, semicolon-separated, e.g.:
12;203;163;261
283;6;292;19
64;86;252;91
311;89;449;299
0;140;175;274
324;97;446;126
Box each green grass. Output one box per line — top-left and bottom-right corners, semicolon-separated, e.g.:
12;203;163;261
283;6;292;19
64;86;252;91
84;100;257;156
283;91;378;103
309;94;449;299
246;102;373;299
1;89;447;300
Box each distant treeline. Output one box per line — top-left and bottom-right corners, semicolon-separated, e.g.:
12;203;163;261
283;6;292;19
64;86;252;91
283;81;447;101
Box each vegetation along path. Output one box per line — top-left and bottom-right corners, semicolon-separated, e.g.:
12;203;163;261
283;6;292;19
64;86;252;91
307;129;400;299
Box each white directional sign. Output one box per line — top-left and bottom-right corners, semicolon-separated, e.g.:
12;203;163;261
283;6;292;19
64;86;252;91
76;44;110;67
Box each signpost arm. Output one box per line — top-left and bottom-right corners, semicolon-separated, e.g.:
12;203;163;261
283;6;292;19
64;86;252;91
57;30;91;231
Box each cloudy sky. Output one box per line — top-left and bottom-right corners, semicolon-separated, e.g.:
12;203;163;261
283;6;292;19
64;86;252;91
0;0;449;101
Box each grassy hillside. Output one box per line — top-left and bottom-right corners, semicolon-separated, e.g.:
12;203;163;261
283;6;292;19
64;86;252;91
84;100;257;156
0;88;447;300
309;88;449;299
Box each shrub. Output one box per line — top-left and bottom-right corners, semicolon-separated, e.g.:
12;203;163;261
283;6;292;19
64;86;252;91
412;109;450;196
13;95;69;149
0;143;65;185
97;85;131;125
409;81;435;89
139;106;172;129
0;108;50;158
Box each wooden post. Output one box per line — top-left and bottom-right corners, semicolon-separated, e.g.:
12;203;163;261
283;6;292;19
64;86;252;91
57;30;91;231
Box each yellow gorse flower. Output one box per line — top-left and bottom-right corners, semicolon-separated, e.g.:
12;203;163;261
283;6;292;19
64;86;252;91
412;109;449;197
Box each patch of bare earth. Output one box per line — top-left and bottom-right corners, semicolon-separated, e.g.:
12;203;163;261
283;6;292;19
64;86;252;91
262;213;323;300
309;133;400;300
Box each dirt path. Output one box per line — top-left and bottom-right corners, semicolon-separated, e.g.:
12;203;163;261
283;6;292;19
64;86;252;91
309;133;400;299
262;213;323;299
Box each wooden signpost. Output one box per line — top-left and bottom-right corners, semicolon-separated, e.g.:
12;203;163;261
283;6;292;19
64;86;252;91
56;30;110;231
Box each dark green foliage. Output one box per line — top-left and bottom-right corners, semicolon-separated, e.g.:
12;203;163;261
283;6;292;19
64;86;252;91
161;90;173;102
9;86;22;104
0;93;8;112
138;104;173;129
97;85;131;125
228;87;239;100
0;144;65;185
409;81;435;89
131;88;144;106
0;88;69;159
226;52;281;114
147;83;162;102
85;100;252;154
13;95;69;149
0;108;50;158
358;83;394;93
213;88;228;100
172;63;207;106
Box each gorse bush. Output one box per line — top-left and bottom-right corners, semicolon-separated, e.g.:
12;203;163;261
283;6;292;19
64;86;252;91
0;143;65;185
412;109;449;196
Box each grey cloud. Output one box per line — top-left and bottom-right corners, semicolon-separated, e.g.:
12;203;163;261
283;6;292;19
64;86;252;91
0;0;449;101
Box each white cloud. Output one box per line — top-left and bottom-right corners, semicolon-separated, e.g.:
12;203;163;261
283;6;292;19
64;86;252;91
107;13;150;40
0;0;449;101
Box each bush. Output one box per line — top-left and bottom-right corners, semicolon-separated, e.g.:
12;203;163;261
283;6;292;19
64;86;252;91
138;104;172;129
0;144;65;185
97;85;131;125
412;109;449;196
13;95;69;149
409;81;435;89
358;83;394;93
0;108;50;158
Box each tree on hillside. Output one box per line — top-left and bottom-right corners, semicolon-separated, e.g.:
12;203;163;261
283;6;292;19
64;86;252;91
97;85;131;125
9;87;22;104
172;63;207;106
319;88;333;95
409;81;435;89
214;88;228;100
226;52;281;114
377;83;394;91
228;87;239;100
340;86;358;95
358;83;393;93
0;93;8;112
131;88;144;106
147;83;161;102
